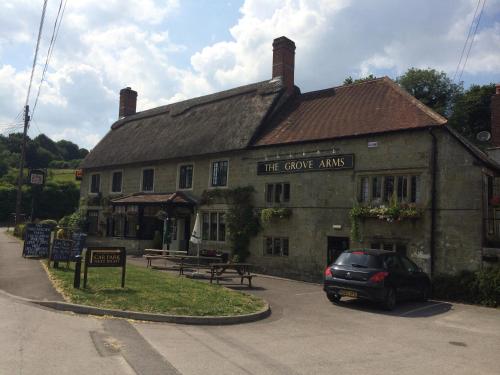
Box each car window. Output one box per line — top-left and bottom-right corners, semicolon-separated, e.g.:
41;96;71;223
335;252;382;268
400;256;419;273
383;255;405;272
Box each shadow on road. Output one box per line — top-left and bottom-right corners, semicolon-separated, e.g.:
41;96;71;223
330;298;453;318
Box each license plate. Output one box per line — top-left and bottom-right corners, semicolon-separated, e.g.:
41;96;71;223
339;289;357;298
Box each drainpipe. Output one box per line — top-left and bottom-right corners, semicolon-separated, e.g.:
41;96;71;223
429;128;437;277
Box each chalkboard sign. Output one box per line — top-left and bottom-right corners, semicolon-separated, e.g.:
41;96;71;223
22;224;52;258
70;233;87;259
50;239;74;262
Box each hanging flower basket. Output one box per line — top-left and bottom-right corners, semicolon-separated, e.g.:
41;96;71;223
260;208;292;223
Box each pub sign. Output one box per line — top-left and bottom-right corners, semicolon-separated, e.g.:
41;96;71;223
83;247;126;288
257;154;354;175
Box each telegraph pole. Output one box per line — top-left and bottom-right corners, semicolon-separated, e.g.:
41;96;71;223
15;105;30;225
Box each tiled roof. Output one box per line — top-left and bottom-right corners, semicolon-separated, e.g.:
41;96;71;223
111;192;196;205
253;77;447;146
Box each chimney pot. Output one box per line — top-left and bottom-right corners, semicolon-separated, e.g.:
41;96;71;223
119;87;137;119
272;36;296;94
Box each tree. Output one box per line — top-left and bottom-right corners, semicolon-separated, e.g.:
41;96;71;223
34;134;62;159
5;133;27;154
448;83;496;142
397;68;463;117
0;159;8;178
78;148;89;158
344;74;377;85
56;140;80;160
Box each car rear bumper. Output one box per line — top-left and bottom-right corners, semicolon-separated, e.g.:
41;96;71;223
323;278;387;302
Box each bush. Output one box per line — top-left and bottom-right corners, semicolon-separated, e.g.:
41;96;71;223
68;210;86;232
13;224;26;239
39;219;58;229
432;267;500;307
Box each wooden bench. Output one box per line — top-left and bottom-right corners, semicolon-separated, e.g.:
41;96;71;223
143;254;168;268
210;273;257;287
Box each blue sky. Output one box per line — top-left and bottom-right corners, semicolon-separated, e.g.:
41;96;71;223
0;0;499;149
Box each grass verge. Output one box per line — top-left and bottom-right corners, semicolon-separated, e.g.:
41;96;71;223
46;263;265;316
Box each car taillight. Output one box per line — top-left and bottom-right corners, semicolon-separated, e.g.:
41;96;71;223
369;271;388;283
325;267;333;277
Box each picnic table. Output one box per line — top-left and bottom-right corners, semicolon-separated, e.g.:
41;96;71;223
144;251;223;275
209;263;256;287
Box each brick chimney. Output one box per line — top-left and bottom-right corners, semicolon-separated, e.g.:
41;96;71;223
491;84;500;146
119;87;137;119
272;36;296;94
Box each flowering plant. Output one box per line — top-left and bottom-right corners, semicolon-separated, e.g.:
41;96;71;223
350;204;422;223
350;197;423;242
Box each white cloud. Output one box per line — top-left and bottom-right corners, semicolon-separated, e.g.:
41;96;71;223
0;0;499;150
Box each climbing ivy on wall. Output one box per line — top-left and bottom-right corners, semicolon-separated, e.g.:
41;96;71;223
200;186;260;261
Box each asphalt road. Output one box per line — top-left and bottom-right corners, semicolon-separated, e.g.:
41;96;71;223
1;228;499;374
134;274;500;375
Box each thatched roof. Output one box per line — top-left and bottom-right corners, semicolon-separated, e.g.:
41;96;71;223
81;79;285;169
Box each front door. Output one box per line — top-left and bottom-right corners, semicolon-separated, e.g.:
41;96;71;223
327;236;349;265
169;218;181;251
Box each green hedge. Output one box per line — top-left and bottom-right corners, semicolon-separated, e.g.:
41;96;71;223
432;267;500;307
0;181;79;222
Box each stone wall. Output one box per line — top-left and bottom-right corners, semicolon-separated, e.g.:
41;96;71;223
81;127;489;281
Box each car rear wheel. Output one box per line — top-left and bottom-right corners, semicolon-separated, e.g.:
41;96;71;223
383;287;396;310
326;292;341;303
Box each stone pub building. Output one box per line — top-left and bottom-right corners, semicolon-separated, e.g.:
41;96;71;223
79;36;500;281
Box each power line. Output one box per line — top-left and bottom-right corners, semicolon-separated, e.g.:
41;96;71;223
458;0;487;83
25;0;48;109
452;0;481;82
32;0;68;121
29;118;43;137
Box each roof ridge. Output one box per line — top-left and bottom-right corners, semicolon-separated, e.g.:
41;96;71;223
111;79;282;130
298;77;388;99
334;76;386;89
382;76;448;125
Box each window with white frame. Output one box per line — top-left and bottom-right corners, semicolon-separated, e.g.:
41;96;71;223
201;212;226;241
211;160;228;187
264;237;289;256
179;165;193;189
90;174;100;194
142;169;154;192
111;171;122;193
359;175;420;204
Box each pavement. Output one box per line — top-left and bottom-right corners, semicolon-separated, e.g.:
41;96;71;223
0;227;62;301
1;227;500;374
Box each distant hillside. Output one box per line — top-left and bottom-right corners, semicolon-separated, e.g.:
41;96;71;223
0;133;88;179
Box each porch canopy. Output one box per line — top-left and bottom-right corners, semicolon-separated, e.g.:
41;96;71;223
108;192;198;244
111;191;197;207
